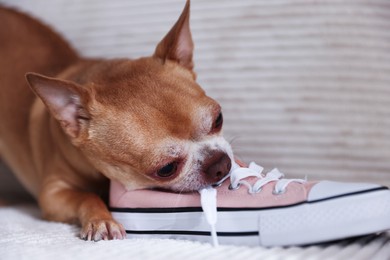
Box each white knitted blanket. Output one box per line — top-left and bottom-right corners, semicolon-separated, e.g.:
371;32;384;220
0;204;389;260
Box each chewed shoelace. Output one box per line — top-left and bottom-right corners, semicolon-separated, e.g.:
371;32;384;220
199;161;307;247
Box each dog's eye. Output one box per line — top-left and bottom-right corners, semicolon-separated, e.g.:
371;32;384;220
213;112;223;132
157;162;178;178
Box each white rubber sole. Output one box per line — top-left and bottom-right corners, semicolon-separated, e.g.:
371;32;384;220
111;188;390;247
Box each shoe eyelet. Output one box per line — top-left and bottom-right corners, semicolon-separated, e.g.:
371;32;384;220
251;187;262;194
273;189;286;195
228;183;241;191
212;182;222;188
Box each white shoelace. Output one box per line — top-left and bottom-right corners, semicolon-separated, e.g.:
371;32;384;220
199;161;307;247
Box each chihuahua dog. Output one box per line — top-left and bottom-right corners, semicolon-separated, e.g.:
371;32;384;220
0;1;233;241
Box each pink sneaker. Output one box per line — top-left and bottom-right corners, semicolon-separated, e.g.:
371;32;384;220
109;162;390;247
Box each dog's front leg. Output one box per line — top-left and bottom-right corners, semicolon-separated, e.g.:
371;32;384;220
38;177;126;241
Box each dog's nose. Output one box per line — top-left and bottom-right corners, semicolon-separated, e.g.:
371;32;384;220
203;151;232;183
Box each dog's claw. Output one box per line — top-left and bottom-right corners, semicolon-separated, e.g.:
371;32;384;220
80;219;125;241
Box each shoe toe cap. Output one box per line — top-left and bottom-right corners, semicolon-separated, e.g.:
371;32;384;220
308;181;385;202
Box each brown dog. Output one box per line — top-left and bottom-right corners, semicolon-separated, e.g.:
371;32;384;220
0;1;233;241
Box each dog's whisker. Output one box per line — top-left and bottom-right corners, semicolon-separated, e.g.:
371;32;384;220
227;135;241;145
173;186;187;208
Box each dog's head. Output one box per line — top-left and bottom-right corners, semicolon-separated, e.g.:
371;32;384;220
26;0;233;192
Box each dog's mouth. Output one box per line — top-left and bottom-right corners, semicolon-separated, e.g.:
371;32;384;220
165;154;233;193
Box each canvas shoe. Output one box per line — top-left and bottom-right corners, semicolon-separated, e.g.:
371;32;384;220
109;161;390;247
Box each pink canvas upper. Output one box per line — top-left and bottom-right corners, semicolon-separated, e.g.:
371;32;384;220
110;177;317;209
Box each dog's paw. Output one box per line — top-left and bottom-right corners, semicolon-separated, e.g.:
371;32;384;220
80;219;126;241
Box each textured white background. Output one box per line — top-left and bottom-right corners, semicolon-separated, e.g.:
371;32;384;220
1;0;390;259
1;0;390;186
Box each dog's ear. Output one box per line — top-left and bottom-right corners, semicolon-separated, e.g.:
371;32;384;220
25;72;90;138
154;0;194;71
